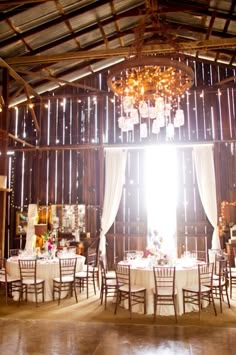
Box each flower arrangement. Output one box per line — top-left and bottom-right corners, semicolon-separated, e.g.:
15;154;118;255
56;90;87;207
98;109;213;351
145;230;170;264
43;231;57;258
144;247;166;259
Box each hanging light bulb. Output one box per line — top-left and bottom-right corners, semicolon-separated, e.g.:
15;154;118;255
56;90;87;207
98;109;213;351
108;57;194;138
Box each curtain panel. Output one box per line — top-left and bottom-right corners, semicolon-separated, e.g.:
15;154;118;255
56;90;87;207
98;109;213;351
193;145;220;249
99;148;127;256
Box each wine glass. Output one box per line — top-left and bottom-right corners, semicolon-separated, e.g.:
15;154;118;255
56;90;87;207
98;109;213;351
136;250;144;259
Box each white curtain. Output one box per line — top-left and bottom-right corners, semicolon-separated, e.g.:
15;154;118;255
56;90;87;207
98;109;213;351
99;148;127;256
25;204;38;252
193;145;221;249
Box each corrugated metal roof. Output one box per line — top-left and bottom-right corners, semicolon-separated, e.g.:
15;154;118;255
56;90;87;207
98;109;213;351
0;0;235;106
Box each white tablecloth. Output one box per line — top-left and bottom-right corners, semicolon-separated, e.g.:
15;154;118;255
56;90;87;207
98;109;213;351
118;259;204;316
7;255;85;302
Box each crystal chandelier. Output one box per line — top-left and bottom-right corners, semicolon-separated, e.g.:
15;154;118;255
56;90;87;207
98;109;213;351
107;56;194;139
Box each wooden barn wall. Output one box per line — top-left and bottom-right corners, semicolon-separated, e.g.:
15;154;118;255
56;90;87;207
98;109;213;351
176;147;212;257
3;61;236;258
217;143;236;202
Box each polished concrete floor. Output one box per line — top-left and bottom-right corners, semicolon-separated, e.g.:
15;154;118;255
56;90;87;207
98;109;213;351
1;290;236;354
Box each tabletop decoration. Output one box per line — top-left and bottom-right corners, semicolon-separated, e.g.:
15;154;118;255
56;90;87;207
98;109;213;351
144;246;169;266
33;229;57;259
44;232;57;259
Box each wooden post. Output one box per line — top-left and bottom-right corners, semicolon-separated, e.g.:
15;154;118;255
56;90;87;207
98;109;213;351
0;68;10;257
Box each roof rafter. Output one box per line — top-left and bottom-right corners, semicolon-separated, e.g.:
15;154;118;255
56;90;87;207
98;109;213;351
14;68;104;93
0;57;41;99
25;88;40;133
0;0;113;48
8;133;35;148
1;2;234;50
6;38;236;66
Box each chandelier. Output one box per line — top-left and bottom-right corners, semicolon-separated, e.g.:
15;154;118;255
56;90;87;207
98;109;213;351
107;56;194;139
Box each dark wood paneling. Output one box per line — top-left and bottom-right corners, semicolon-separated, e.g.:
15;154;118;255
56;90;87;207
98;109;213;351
5;62;236;256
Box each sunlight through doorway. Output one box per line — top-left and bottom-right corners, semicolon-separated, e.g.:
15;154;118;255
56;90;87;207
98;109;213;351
145;146;178;258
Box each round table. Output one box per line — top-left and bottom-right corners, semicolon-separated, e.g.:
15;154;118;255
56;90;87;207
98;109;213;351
118;258;205;316
7;255;85;302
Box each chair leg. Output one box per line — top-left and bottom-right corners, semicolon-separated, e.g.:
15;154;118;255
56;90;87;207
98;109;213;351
114;290;120;315
73;282;78;303
104;287;107;310
211;291;217;316
182;291;186;314
42;283;45;302
129;293;132;320
153;295;156;321
53;282;55;301
198;293;201;319
100;280;104;305
35;284;38;307
226;287;231;308
219;288;223;313
143;290;146;314
86;278;89;299
93;274;96;295
173;297;178;323
58;284;61;305
95;271;99;289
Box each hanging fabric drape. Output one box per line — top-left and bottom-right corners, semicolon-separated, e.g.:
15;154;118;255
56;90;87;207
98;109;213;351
193;145;221;249
25;204;38;252
99;148;127;256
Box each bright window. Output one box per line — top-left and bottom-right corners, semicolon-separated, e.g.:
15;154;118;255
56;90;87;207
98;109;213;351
145;145;178;257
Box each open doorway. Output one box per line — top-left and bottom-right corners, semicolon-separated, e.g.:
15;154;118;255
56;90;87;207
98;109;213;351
145;145;178;258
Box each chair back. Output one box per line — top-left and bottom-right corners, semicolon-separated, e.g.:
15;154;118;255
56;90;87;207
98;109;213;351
18;259;37;282
88;247;97;255
86;238;99;264
193;250;208;263
123;250;136;261
215;252;228;274
115;264;130;289
59;257;77;280
215;256;229;283
86;253;97;268
198;262;214;290
153;266;176;292
9;249;20;257
0;258;7;283
99;258;106;276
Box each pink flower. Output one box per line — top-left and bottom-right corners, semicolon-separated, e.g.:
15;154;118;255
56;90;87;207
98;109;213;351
144;249;150;257
48;243;53;251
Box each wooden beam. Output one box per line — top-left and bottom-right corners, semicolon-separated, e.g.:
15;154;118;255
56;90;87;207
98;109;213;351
0;0;53;4
9;86;25;105
0;69;10;258
0;3;40;21
0;0;111;48
24;88;40;133
6;38;236;65
14;68;104;93
8;133;35;148
0;57;41;99
216;75;236;86
97;22;109;48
